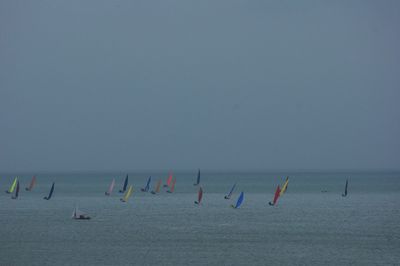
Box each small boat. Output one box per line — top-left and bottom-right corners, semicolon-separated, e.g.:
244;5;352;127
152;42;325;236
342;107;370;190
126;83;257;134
25;176;36;191
280;176;289;196
141;176;152;192
151;180;162;194
166;178;176;193
342;179;348;197
105;178;115;196
11;181;20;199
163;172;173;188
120;185;133;202
43;182;55;200
193;169;200;186
194;186;203;204
6;177;18;194
72;206;91;220
224;183;236;199
231;191;244;209
268;185;281;206
119;175;129;193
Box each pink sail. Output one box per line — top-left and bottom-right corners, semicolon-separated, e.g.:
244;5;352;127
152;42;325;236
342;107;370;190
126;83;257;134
105;178;115;196
26;176;36;191
197;187;203;204
166;173;173;186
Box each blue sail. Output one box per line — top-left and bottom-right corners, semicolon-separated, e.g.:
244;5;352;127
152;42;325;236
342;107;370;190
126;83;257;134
194;169;200;185
145;176;151;192
120;175;128;193
44;182;55;200
225;183;236;199
234;192;244;208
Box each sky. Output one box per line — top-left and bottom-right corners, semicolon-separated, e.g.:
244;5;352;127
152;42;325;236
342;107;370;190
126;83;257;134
0;0;399;172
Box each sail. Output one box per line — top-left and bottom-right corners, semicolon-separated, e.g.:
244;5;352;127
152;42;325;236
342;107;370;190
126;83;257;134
280;177;289;196
26;176;36;191
234;192;244;208
271;185;281;205
197;187;203;203
145;176;151;191
155;180;161;193
119;175;128;193
225;183;236;199
12;181;20;199
167;173;173;186
72;206;90;219
105;178;115;195
121;185;133;202
169;178;176;193
342;179;348;197
194;169;200;186
44;182;55;200
6;177;18;193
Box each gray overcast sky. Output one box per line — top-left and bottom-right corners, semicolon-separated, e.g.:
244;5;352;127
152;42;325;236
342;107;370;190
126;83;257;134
0;0;399;172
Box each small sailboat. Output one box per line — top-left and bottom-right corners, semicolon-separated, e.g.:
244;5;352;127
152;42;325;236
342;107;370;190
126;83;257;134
268;185;281;206
193;169;200;186
72;206;91;220
224;183;236;199
119;175;129;193
141;176;152;192
11;181;20;199
231;191;244;209
6;177;18;194
105;178;115;196
25;176;36;191
163;172;173;188
280;176;289;196
194;186;203;204
120;185;133;202
43;182;55;200
151;180;162;194
166;178;176;193
342;179;348;197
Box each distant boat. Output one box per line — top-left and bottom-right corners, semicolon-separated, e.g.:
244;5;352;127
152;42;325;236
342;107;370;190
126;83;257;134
25;176;36;191
163;173;173;188
11;181;20;200
231;191;244;209
6;177;18;194
151;180;162;194
280;176;289;196
43;182;55;200
166;178;176;193
141;176;152;192
269;185;281;206
105;178;115;196
120;185;133;202
72;206;91;220
342;179;348;197
224;183;236;199
193;169;200;186
194;186;203;204
119;175;129;193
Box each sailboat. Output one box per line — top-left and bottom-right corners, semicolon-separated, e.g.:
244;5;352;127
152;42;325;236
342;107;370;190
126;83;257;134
25;176;36;191
163;172;173;188
72;206;91;220
268;185;281;206
280;176;289;196
151;180;162;194
11;181;20;199
166;178;176;193
193;169;200;186
43;182;55;200
105;178;115;196
141;176;152;192
120;185;133;202
194;186;203;204
224;183;236;199
5;177;18;194
342;179;348;197
119;175;129;193
231;191;244;209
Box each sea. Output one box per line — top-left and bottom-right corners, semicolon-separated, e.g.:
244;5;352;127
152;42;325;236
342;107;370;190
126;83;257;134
0;171;399;266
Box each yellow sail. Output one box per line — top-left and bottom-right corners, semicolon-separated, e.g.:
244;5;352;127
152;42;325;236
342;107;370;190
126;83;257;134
9;177;18;193
280;177;289;196
122;185;133;202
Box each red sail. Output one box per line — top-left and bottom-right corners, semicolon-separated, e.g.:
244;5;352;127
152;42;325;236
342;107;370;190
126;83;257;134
198;187;203;203
273;185;281;205
166;173;173;186
170;178;176;192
